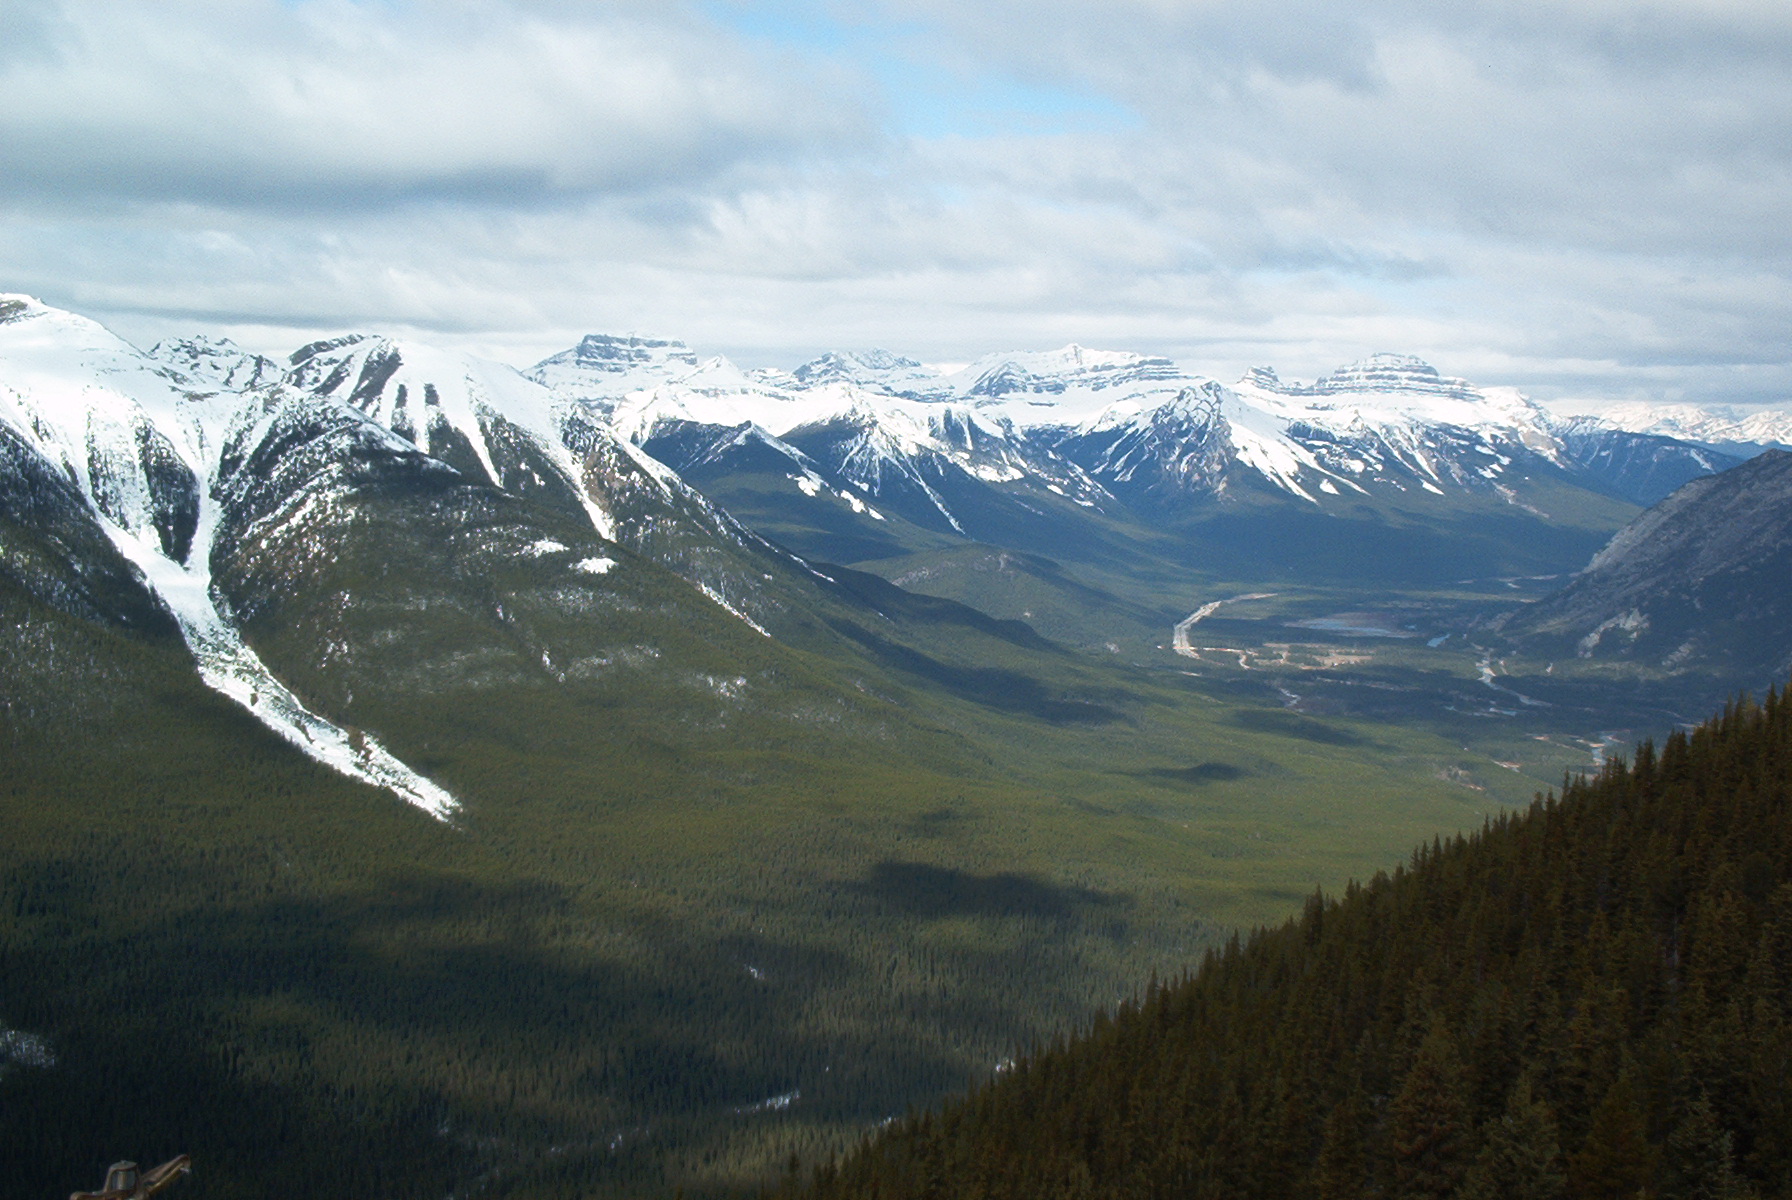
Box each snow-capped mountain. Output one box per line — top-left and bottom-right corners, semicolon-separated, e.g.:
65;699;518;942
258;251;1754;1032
952;345;1184;407
284;333;619;536
528;332;703;397
791;349;957;402
527;341;1118;553
281;333;835;634
1051;352;1726;512
0;298;848;819
0;295;456;816
10;296;1151;826
1563;401;1792;455
9;291;1758;750
528;335;1723;566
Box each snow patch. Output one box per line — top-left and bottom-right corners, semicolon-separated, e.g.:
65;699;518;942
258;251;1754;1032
735;1090;800;1115
0;1026;55;1072
695;582;771;637
840;489;884;519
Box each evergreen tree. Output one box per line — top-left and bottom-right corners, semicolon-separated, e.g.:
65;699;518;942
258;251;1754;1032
1570;1072;1660;1200
806;688;1792;1200
1312;1090;1370;1200
1388;1017;1471;1200
1458;1074;1565;1200
1663;1093;1753;1200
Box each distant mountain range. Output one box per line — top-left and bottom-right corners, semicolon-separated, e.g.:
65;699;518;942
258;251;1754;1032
1569;400;1792;456
531;336;1747;555
5;289;1788;808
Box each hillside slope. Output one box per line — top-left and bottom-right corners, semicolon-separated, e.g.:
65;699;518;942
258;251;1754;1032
805;690;1792;1200
1502;449;1792;687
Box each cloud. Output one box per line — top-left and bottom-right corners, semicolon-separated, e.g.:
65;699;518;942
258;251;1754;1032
1;0;1788;408
0;0;872;209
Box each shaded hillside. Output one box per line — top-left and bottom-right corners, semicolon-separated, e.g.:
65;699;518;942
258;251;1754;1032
1502;449;1792;686
803;690;1792;1200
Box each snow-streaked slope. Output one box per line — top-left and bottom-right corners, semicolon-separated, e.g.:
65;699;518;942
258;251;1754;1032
1549;416;1742;506
287;334;618;539
0;295;456;818
289;335;827;638
148;335;283;391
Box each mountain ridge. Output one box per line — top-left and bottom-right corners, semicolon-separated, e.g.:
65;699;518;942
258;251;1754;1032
1500;448;1792;684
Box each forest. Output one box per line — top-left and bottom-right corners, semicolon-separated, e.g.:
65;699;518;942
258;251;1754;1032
797;688;1792;1200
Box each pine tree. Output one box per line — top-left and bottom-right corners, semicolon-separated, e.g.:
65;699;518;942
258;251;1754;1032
1458;1074;1566;1200
1312;1089;1369;1200
1663;1093;1752;1200
1570;1071;1660;1200
1388;1017;1471;1200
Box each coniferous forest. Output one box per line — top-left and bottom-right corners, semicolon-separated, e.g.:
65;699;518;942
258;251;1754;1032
798;690;1792;1200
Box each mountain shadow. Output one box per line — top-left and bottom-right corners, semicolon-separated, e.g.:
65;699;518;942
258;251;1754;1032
848;861;1126;924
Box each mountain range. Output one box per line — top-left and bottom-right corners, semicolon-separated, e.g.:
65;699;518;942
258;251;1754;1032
531;336;1743;566
7;290;1770;808
5;291;1791;1198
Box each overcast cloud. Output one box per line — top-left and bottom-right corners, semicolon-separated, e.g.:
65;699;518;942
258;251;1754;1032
1;0;1787;406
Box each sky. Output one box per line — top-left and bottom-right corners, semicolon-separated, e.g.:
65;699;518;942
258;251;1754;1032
1;0;1788;408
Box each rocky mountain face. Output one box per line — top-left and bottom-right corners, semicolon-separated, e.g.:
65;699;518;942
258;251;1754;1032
524;339;1726;575
1551;417;1743;507
1500;449;1792;683
2;295;1169;821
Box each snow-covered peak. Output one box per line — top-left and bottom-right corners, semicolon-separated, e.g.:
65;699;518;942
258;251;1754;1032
1312;354;1481;401
147;335;282;391
1245;354;1479;401
1565;401;1792;451
539;332;699;375
1233;355;1554;443
286;334;617;538
0;294;240;506
679;354;757;393
528;333;703;400
791;350;956;402
292;335;563;429
951;344;1181;401
1077;372;1227;434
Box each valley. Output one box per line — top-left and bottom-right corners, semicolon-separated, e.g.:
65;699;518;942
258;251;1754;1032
3;294;1788;1198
